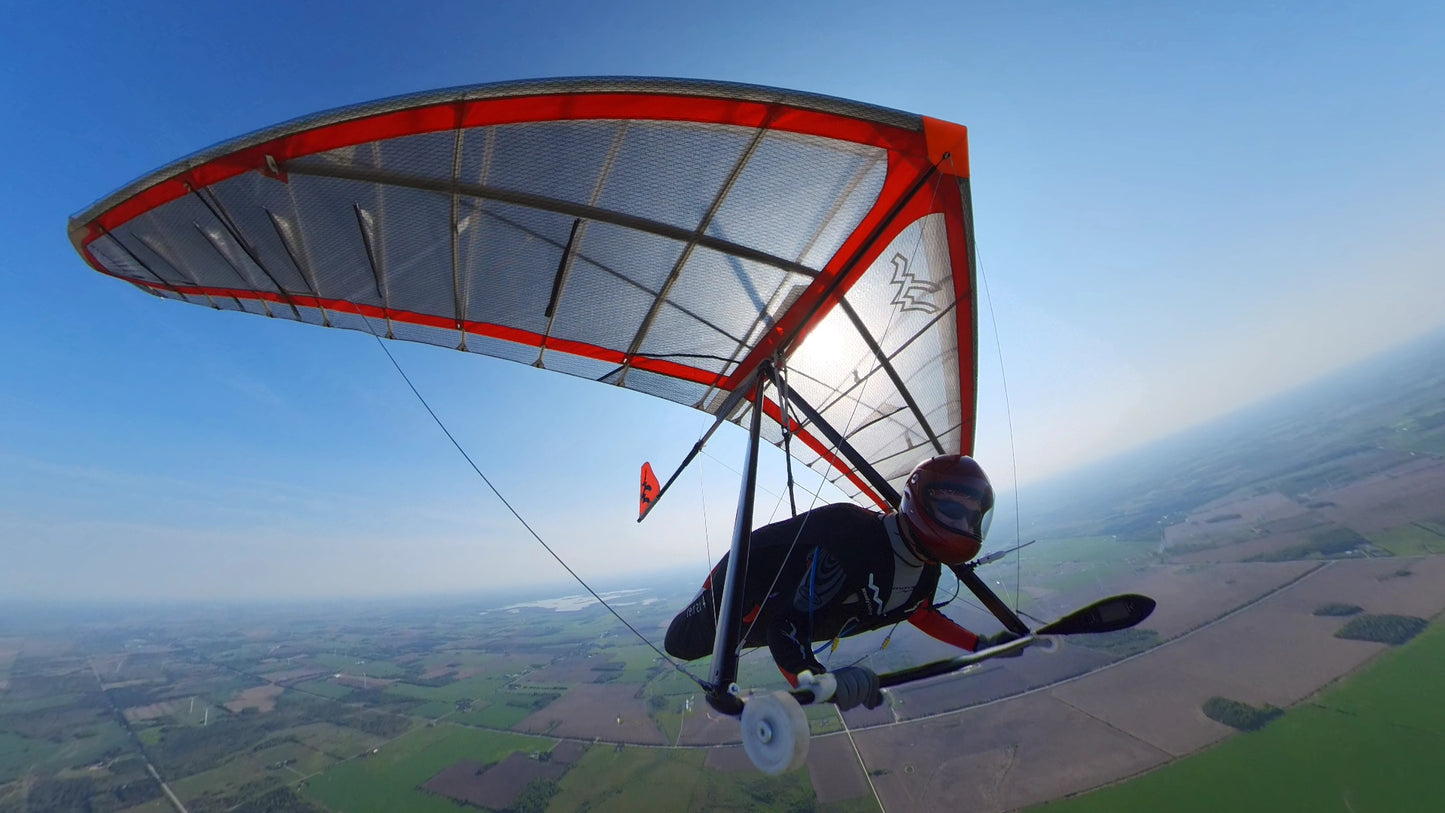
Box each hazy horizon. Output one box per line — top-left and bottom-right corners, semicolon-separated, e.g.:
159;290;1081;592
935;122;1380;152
4;326;1441;602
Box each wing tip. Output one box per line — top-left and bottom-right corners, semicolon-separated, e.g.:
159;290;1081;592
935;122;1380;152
922;117;969;178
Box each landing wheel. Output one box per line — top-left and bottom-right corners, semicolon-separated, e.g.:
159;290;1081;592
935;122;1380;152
740;690;809;774
1033;634;1060;654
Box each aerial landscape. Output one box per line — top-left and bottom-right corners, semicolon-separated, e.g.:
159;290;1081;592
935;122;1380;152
3;4;1444;813
3;327;1442;812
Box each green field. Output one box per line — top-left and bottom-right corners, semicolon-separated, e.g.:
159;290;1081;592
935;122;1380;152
649;703;685;744
1034;620;1445;812
302;723;550;813
286;722;385;760
0;719;129;783
169;752;285;808
416;651;495;669
450;689;557;730
642;669;701;742
1366;522;1445;556
306;654;406;678
826;798;885;813
0;692;85;715
603;644;666;684
1013;536;1159;598
294;678;355;700
408;700;455;719
805;700;843;735
386;674;509;703
1387;419;1445;456
167;738;336;808
1028;536;1160;566
548;744;818;813
738;654;791;690
0;730;55;783
254;740;337;777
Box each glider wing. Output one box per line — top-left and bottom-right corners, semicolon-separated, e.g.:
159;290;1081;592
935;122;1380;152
69;78;977;509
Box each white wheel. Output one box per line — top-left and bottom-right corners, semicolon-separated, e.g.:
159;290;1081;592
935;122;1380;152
1033;634;1060;654
740;690;809;774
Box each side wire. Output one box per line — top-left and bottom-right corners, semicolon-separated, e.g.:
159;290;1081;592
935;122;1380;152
974;237;1024;614
699;465;719;632
360;326;709;691
840;711;887;813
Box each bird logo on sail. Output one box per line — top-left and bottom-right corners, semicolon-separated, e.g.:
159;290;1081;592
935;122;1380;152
888;253;940;314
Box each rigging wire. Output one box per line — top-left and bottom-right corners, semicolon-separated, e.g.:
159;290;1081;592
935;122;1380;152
775;358;800;518
968;164;1027;616
352;312;709;691
1018;608;1050;627
764;472;792;525
699;464;719;632
698;447;784;503
840;710;888;813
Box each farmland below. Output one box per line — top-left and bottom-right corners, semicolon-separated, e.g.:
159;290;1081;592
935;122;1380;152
1034;618;1445;813
2;327;1444;812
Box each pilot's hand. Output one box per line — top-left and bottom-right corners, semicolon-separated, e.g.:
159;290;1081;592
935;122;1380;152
976;630;1024;656
832;666;883;710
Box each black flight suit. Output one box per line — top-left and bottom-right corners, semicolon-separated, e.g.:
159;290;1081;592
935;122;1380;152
664;503;981;681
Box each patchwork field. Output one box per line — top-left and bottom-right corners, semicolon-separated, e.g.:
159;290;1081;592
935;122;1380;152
834;551;1445;812
852;694;1171;812
223;683;284;713
514;684;668;744
162;739;336;811
259;666;326;685
302;724;550;813
123;700;187;723
420;745;583;810
1167;524;1343;564
804;733;872;805
286;721;387;760
306;654;406;679
548;743;820;813
1116;561;1317;638
1160;456;1445;565
1035;619;1445;813
1366;521;1445;556
1311;456;1445;534
0;561;1435;813
1163;492;1311;549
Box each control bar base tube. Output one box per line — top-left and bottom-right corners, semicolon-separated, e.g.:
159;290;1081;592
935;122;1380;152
705;368;770;716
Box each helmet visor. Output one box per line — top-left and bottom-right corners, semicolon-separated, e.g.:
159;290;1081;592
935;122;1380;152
923;481;993;540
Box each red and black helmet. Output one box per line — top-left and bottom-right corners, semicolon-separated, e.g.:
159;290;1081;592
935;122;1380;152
899;455;994;565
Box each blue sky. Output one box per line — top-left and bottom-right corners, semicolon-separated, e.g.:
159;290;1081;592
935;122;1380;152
2;1;1442;599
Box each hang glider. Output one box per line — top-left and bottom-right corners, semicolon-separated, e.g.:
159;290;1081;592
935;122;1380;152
71;77;1160;776
68;77;978;509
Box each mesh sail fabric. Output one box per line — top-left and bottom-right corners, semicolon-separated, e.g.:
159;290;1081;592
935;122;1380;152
69;78;977;510
777;213;968;503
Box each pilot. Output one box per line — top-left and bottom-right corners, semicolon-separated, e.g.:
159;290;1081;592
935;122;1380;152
664;455;1019;710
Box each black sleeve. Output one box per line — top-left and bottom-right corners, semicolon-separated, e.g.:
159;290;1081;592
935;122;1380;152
812;504;888;571
767;617;825;678
756;503;882;679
